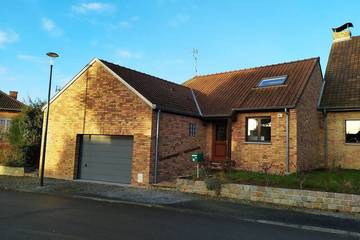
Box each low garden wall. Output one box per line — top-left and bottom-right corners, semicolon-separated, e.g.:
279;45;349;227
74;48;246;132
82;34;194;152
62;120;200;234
0;166;25;177
176;178;360;214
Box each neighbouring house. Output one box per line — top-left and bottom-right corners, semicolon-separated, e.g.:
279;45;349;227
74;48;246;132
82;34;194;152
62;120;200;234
40;56;324;185
319;26;360;169
0;90;24;147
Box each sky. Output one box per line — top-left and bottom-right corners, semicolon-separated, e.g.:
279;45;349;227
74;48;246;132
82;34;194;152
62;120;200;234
0;0;359;102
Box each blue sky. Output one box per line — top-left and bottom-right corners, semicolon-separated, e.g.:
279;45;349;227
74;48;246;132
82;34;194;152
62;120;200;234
0;0;359;101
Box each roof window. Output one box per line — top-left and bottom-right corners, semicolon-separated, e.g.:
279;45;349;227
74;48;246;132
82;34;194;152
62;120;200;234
258;76;287;88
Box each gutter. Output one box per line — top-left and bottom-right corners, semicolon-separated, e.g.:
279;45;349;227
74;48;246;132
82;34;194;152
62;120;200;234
0;108;22;112
318;107;360;112
232;106;295;113
153;109;161;184
317;76;326;110
285;108;290;174
190;89;203;116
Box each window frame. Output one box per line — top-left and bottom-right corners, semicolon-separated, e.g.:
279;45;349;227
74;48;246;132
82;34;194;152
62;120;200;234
257;75;287;88
0;118;11;133
189;123;197;137
344;119;360;144
245;116;271;143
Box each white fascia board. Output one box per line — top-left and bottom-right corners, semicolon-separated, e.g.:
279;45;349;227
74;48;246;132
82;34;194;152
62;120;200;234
42;58;155;111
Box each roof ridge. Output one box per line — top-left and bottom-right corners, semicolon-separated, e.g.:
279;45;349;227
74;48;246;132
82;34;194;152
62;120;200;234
99;59;192;91
192;57;320;78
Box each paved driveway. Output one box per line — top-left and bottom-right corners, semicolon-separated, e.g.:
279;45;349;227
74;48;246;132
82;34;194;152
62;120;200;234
0;176;195;204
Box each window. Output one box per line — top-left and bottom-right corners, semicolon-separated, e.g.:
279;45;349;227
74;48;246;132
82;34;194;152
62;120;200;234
258;76;287;87
215;122;227;141
0;119;11;133
345;120;360;144
189;123;197;137
246;117;271;142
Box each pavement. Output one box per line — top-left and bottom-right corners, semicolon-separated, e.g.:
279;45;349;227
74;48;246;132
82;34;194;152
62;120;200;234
0;190;359;240
0;176;359;239
0;176;195;204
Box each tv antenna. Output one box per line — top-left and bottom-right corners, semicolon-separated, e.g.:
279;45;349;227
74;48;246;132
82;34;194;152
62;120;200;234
55;85;62;93
192;48;199;75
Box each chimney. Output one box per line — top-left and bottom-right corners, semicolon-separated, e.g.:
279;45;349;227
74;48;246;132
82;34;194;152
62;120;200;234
332;22;353;43
9;91;18;100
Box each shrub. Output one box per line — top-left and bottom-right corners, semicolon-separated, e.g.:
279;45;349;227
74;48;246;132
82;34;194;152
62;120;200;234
0;147;24;167
205;177;222;195
6;99;44;168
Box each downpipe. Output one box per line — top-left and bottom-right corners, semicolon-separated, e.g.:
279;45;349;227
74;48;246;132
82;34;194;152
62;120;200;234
285;108;290;174
154;109;161;184
323;109;328;167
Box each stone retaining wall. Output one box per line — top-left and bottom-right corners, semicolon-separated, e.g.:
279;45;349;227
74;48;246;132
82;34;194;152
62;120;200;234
176;179;360;213
0;166;25;177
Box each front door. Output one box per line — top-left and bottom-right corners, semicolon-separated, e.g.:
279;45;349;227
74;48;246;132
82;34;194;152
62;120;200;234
213;121;227;161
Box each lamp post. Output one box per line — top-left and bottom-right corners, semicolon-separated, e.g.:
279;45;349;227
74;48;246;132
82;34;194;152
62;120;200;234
40;52;59;186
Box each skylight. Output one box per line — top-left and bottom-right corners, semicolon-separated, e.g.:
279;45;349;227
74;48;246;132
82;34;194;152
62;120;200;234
258;76;287;87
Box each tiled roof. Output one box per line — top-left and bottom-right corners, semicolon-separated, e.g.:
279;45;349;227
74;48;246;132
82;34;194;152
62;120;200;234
0;90;24;112
320;36;360;110
184;58;319;116
100;60;200;116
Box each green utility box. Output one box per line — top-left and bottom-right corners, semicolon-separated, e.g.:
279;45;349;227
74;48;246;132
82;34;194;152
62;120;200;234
191;152;204;163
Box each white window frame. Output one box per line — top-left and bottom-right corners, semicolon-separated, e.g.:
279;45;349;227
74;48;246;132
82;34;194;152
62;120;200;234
258;75;287;88
189;123;197;137
0;118;11;132
345;119;360;144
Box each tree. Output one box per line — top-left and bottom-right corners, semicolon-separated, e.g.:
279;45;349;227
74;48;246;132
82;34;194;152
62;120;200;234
7;99;45;168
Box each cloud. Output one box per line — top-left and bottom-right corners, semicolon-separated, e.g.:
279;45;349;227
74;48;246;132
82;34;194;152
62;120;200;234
168;14;190;27
116;49;142;59
111;16;140;30
131;16;140;21
17;54;45;64
41;18;63;37
0;66;17;81
71;2;115;14
90;40;99;46
119;21;130;28
0;29;19;48
0;66;7;74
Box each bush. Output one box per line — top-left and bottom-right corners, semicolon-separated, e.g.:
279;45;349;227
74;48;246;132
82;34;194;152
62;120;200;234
205;177;222;195
5;99;44;168
0;147;24;167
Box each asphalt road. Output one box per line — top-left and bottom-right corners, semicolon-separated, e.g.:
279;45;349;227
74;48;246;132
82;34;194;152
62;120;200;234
0;190;358;240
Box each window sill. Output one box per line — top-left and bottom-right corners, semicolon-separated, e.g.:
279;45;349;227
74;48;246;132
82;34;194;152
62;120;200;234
244;141;271;145
344;143;360;146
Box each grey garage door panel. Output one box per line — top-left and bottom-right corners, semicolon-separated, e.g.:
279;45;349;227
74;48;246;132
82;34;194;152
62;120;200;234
79;135;133;184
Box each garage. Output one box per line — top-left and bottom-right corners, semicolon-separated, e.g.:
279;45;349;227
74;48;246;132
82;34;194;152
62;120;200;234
78;135;133;184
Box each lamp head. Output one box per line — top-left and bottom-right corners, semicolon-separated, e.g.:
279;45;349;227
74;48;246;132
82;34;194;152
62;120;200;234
46;52;59;58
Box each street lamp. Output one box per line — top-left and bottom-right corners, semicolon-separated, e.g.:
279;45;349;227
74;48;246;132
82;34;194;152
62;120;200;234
40;52;59;186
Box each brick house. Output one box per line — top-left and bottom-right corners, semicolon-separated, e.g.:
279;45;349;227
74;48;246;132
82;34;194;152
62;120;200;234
319;27;360;169
40;56;324;185
0;90;23;148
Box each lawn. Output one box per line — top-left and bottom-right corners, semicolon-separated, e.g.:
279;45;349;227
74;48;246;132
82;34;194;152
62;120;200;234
212;169;360;195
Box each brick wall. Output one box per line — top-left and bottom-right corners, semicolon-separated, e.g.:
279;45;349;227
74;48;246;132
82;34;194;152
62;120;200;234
156;112;206;182
296;63;324;171
231;110;297;174
40;60;154;185
327;111;360;169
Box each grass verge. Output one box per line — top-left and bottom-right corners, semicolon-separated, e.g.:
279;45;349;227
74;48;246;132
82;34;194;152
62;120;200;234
212;169;360;195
